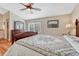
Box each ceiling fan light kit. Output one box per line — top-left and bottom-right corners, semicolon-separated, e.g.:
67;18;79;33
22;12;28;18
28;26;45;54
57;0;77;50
27;8;31;11
20;3;41;13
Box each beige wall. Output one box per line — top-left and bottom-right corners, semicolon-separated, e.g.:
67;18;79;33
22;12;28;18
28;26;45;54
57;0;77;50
9;12;25;30
26;14;72;36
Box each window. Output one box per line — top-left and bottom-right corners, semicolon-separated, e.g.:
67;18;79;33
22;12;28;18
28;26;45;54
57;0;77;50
28;22;41;33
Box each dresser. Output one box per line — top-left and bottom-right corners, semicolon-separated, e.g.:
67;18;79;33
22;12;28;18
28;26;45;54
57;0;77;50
11;30;38;44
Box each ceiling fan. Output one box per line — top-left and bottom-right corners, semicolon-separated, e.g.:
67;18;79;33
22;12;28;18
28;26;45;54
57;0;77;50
20;3;41;13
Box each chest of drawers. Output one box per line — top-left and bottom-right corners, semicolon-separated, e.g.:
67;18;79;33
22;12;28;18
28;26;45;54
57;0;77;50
11;30;37;44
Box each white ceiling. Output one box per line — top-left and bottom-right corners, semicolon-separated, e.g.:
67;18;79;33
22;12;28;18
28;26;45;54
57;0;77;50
0;3;77;19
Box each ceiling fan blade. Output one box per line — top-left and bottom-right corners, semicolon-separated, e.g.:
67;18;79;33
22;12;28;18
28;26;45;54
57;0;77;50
30;3;34;5
20;8;27;11
32;7;41;11
20;3;27;7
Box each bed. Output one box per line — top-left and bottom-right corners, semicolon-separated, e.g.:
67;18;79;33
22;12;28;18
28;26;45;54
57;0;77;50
4;34;79;56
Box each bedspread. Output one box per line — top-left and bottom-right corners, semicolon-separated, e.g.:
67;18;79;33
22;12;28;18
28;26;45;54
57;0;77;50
4;34;79;56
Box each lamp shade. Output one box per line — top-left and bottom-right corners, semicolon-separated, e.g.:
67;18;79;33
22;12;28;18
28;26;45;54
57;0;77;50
66;24;71;28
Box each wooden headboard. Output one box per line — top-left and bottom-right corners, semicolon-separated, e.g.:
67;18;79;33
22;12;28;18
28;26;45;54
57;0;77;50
75;19;79;37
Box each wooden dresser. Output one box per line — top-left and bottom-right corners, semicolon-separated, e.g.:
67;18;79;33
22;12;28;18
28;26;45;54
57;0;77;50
11;30;38;44
76;19;79;37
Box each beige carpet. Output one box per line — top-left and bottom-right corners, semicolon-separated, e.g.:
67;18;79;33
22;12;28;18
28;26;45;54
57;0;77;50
0;39;11;56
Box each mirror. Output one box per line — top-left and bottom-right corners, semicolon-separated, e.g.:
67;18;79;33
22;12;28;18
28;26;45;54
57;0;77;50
14;21;24;31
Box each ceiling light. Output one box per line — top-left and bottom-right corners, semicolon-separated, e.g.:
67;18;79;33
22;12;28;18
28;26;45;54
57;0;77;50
27;8;31;11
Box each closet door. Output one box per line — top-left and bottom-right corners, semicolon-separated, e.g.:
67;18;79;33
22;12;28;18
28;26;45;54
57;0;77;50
0;21;5;39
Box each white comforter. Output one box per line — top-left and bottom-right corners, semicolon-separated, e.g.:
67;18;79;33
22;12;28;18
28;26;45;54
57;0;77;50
4;43;43;56
4;34;79;56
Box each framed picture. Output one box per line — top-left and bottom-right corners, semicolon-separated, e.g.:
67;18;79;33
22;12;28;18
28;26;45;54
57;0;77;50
47;20;59;28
